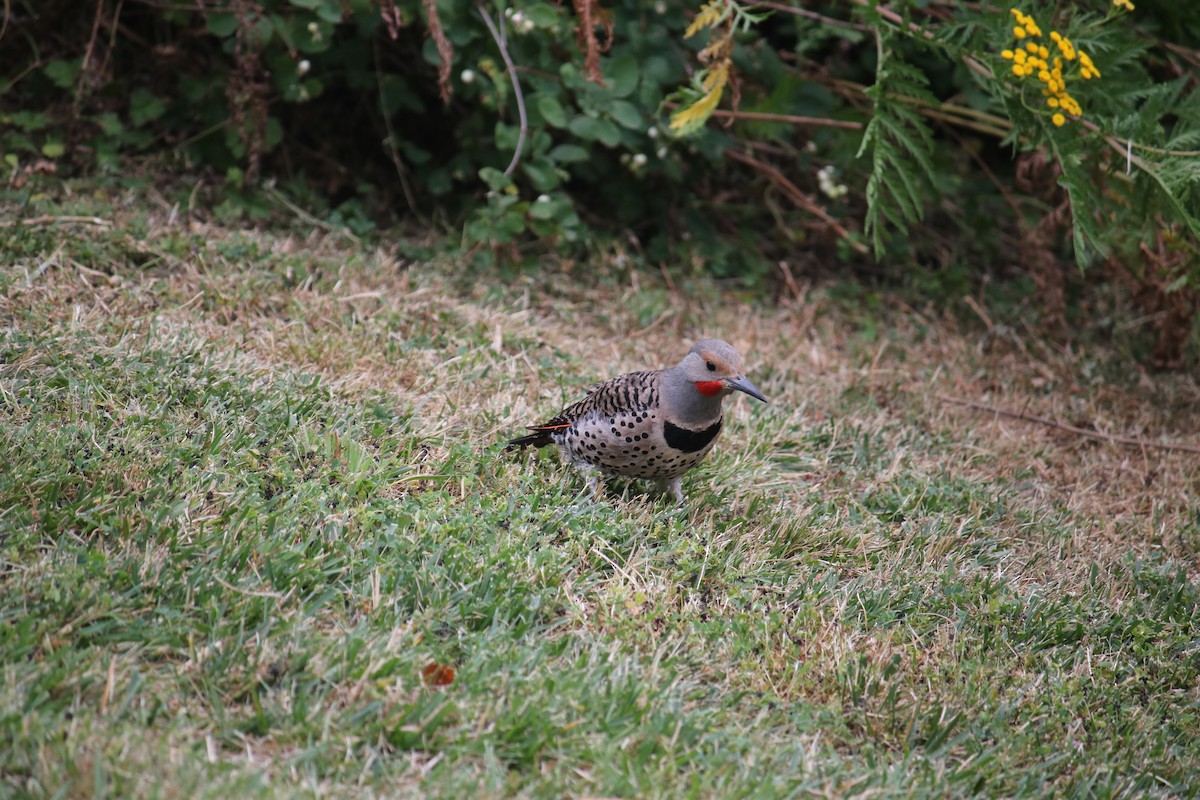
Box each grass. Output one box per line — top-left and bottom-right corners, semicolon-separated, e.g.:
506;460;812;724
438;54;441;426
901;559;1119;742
2;183;1200;798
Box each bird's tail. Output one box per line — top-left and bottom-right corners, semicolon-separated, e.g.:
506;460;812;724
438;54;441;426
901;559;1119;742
505;430;555;450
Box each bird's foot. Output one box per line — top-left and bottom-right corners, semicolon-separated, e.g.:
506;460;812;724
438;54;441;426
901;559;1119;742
656;478;686;505
580;469;606;502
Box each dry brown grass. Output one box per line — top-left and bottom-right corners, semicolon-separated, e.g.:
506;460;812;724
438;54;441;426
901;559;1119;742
4;206;1195;568
12;211;1199;584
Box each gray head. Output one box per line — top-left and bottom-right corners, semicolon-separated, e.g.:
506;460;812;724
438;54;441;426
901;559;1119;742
674;339;767;403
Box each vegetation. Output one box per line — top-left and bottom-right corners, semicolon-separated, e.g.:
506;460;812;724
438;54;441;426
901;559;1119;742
3;1;1200;791
2;185;1200;797
3;1;1199;364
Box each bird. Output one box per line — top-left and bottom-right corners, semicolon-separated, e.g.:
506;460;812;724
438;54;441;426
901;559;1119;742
507;339;767;503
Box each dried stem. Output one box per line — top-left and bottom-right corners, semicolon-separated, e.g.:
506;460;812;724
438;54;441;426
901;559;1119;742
666;104;863;130
937;395;1200;455
77;0;107;103
753;1;869;32
724;148;869;254
0;215;113;228
373;35;421;219
476;2;528;177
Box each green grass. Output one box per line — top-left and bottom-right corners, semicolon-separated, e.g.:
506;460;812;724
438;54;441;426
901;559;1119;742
2;187;1199;798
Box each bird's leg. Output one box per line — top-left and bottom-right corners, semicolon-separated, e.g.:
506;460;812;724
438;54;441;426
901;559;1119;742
656;478;686;505
576;465;605;502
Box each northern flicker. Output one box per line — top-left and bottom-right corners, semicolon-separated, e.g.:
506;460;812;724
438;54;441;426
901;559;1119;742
507;339;767;503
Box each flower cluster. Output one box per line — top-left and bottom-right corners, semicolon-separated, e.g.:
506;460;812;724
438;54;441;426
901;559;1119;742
504;7;536;34
817;165;848;200
1000;8;1101;127
1113;0;1134;11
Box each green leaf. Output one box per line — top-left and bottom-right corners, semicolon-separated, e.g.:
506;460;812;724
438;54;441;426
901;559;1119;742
269;15;298;52
205;13;238;37
524;3;559;27
43;59;81;90
549;144;589;163
499;205;529;236
96;113;124;136
522;161;561;192
568;115;621;147
607;54;640;98
41;141;66;159
297;20;334;53
9;111;52;131
529;197;568;221
399;141;431;166
479;167;513;191
130;89;166;127
535;95;568;129
289;0;342;22
640;55;675;88
265;117;283;149
608;100;643;130
426;168;452;196
567;115;602;141
244;13;276;50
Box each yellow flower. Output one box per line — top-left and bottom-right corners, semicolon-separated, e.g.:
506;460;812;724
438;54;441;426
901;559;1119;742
1001;8;1099;126
1113;0;1134;10
1078;53;1100;79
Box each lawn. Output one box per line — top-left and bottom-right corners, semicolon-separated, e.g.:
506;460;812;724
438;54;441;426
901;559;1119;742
2;187;1199;798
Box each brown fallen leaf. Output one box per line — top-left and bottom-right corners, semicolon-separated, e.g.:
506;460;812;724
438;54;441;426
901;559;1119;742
421;662;456;687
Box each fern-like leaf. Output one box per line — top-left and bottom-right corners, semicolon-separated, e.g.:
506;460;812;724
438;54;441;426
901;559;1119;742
857;33;939;258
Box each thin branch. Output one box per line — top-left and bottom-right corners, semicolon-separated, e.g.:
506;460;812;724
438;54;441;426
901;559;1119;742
828;78;1014;134
0;215;113;228
263;187;362;244
373;35;422;220
476;2;528;177
937;395;1200;456
911;106;1011;139
752;1;870;32
724;148;869;254
666;103;863;130
77;0;106;103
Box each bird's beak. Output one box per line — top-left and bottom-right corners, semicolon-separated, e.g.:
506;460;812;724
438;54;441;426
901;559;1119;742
725;375;767;403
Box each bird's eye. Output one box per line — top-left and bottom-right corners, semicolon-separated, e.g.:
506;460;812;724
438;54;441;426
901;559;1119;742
706;361;716;372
